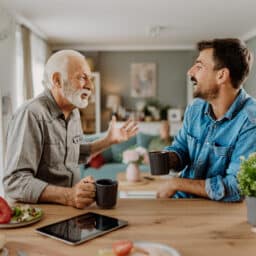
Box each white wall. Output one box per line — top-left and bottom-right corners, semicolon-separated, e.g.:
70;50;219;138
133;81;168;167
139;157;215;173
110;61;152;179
245;37;256;97
0;7;16;196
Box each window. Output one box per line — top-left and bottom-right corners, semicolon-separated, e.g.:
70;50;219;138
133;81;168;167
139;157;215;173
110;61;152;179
15;25;24;109
30;33;49;97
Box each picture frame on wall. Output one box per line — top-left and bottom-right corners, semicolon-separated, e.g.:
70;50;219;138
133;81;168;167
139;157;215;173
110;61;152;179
130;62;156;98
168;108;183;122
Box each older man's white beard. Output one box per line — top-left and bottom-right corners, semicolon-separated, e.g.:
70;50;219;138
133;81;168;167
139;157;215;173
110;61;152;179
63;81;91;109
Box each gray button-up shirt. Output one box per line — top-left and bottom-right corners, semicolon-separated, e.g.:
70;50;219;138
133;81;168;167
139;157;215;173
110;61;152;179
3;89;91;203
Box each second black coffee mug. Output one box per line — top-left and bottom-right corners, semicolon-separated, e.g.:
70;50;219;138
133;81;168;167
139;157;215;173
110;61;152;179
95;179;118;209
149;151;170;175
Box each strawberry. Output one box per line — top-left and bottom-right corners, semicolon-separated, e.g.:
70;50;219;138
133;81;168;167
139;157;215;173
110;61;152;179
0;196;12;224
112;240;133;256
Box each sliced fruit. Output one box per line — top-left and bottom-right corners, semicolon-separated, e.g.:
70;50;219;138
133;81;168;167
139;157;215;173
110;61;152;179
0;196;12;224
112;240;133;256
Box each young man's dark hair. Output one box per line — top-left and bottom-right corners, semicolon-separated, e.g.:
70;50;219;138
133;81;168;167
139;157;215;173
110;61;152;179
197;38;253;89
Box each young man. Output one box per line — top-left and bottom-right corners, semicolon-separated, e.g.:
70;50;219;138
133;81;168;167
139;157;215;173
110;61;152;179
3;50;138;208
157;38;256;202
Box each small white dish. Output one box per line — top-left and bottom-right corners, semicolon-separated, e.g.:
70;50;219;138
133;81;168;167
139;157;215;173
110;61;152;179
133;241;180;256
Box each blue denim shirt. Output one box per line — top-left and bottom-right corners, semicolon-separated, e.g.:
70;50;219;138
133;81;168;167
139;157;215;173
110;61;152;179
166;89;256;202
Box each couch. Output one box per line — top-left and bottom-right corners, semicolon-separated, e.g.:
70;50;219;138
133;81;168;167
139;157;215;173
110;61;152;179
80;132;158;180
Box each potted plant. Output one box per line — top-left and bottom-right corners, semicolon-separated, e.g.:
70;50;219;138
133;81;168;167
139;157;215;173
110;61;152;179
238;153;256;226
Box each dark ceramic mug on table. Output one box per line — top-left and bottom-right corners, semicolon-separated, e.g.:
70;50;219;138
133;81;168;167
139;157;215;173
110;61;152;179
95;179;118;209
149;151;170;175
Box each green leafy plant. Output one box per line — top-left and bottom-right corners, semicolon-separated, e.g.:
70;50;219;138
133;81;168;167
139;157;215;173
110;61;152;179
238;153;256;197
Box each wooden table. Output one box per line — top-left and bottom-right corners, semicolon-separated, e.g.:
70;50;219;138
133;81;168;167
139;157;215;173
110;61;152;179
1;199;256;256
117;172;166;198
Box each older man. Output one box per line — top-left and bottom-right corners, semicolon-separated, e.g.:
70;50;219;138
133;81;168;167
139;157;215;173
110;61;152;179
157;38;256;202
3;50;138;208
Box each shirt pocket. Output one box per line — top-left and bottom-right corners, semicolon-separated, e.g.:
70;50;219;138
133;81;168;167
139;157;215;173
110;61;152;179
213;144;232;156
42;139;61;167
209;143;233;175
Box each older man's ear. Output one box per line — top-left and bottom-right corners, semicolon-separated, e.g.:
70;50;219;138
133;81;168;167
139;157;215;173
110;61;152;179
52;72;62;88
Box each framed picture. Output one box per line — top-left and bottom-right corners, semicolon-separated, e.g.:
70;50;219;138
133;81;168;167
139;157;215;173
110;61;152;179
168;108;183;122
131;63;156;98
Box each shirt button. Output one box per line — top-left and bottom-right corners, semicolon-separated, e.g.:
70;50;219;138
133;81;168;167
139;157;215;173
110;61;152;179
206;142;210;145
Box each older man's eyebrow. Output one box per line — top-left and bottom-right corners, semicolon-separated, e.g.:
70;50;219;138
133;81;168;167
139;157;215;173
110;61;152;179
195;60;203;64
82;73;93;80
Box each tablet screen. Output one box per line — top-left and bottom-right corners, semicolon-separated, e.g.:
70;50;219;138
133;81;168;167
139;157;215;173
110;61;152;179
36;212;128;245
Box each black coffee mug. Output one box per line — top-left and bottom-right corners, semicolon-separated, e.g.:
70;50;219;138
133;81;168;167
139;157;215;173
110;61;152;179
95;179;118;209
149;151;170;175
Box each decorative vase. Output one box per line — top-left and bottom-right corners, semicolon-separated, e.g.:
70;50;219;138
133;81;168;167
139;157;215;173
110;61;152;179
126;163;141;182
246;196;256;226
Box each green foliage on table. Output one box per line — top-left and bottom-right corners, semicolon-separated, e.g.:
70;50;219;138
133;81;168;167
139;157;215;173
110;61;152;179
11;205;42;223
238;153;256;197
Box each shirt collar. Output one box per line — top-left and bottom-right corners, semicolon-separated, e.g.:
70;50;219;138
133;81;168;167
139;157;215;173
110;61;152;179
43;89;63;118
205;88;249;121
43;89;78;120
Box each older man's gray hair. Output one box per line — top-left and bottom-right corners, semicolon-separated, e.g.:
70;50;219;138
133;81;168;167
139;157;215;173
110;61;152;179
42;50;85;89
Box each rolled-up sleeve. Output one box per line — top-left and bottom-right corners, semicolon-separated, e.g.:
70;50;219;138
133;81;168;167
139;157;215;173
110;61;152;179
205;121;256;202
3;110;48;203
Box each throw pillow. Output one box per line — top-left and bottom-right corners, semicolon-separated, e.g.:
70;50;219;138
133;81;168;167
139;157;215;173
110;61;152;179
89;154;105;168
101;147;113;162
136;132;156;149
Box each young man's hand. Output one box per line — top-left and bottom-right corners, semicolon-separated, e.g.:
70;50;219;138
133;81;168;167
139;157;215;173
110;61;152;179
156;178;178;198
156;177;208;199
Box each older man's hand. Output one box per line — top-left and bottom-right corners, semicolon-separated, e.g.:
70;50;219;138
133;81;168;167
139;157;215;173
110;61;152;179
106;115;138;144
70;176;96;209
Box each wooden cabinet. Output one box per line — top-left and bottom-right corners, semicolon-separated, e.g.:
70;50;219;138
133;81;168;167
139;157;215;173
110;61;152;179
80;72;101;134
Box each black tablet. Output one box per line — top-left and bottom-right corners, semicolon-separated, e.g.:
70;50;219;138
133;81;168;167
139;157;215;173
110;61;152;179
36;212;128;245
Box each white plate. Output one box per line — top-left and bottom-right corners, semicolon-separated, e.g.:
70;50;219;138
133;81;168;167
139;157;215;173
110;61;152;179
133;241;180;256
0;208;43;229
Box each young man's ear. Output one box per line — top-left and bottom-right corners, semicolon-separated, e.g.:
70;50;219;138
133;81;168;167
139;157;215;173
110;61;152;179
217;68;229;84
52;72;62;88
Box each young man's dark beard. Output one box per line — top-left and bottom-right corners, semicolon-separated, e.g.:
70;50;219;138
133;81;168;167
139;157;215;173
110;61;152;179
193;86;220;101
